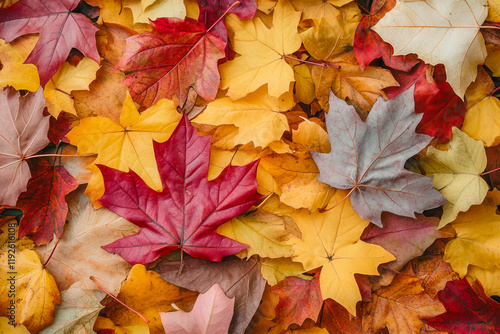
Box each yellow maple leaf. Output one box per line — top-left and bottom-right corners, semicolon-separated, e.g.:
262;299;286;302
445;189;500;280
125;0;186;24
461;96;500;147
288;190;395;315
292;117;330;153
420;127;489;228
45;58;100;118
372;0;488;98
0;37;39;92
105;264;198;334
220;0;302;100
67;92;181;205
194;87;293;149
259;257;309;286
0;235;61;333
85;0;135;26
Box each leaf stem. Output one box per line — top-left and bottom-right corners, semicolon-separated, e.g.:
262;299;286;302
207;1;241;33
284;55;340;68
43;238;60;267
480;167;500;176
90;276;150;324
320;187;355;212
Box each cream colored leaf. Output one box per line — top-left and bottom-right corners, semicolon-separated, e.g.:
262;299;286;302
220;0;302;99
420;127;488;227
372;0;488;98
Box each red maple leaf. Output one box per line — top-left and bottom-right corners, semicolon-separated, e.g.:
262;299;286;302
0;0;99;85
116;17;226;108
384;63;465;143
424;279;500;333
17;159;78;246
198;0;257;42
99;114;264;265
271;273;322;328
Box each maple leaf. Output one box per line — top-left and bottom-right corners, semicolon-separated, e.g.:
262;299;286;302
384;63;466;143
219;0;302;99
39;284;104;334
312;86;446;226
117;17;226;107
260;257;309;286
198;0;257;42
288;190;396;315
271;274;323;328
105;264;198;334
361;212;451;286
36;190;139;295
462;95;500;147
0;0;99;85
0;87;49;206
372;0;488;98
16;159;78;246
0;36;39;91
67;92;181;206
362;273;445;334
99;114;264;264
48;111;72;145
125;0;187;24
424;278;500;333
317;298;363;334
156;256;266;334
160;283;234;334
419;127;489;227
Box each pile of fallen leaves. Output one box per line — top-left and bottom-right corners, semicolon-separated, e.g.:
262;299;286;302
1;0;500;332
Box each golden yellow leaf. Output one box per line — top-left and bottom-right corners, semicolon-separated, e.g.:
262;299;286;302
105;264;198;334
289;0;353;20
299;4;360;61
260;152;335;210
487;0;500;21
259;257;309;286
218;209;298;259
292;117;330;153
0;37;39;92
45;58;100;118
220;0;302;99
485;44;500;77
462;96;500;147
85;0;134;26
293;63;315;104
0;318;30;334
0;248;60;333
467;266;500;297
420;127;488;227
124;0;186;24
94;316;150;334
372;0;488;98
311;63;398;110
445;189;500;278
194;87;293;149
288;190;395;315
67;92;181;205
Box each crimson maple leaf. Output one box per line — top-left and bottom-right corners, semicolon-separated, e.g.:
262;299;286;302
99;114;264;265
17;159;78;246
0;0;99;85
117;17;226;108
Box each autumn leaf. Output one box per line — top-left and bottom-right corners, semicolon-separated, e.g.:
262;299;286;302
160;284;234;334
317;298;363;334
0;36;39;91
219;0;302;99
271;273;322;328
0;0;99;85
259;257;309;286
288;190;395;315
485;145;500;190
99;114;263;264
312;86;446;226
419;127;489;227
372;0;488;98
0;87;49;206
67;91;181;205
36;190;139;295
362;272;445;333
117;16;226;107
424;278;500;333
105;264;198;334
155;256;266;334
39;283;104;334
44;57;100;118
125;0;187;24
462;95;500;147
16;159;78;246
0;318;30;334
